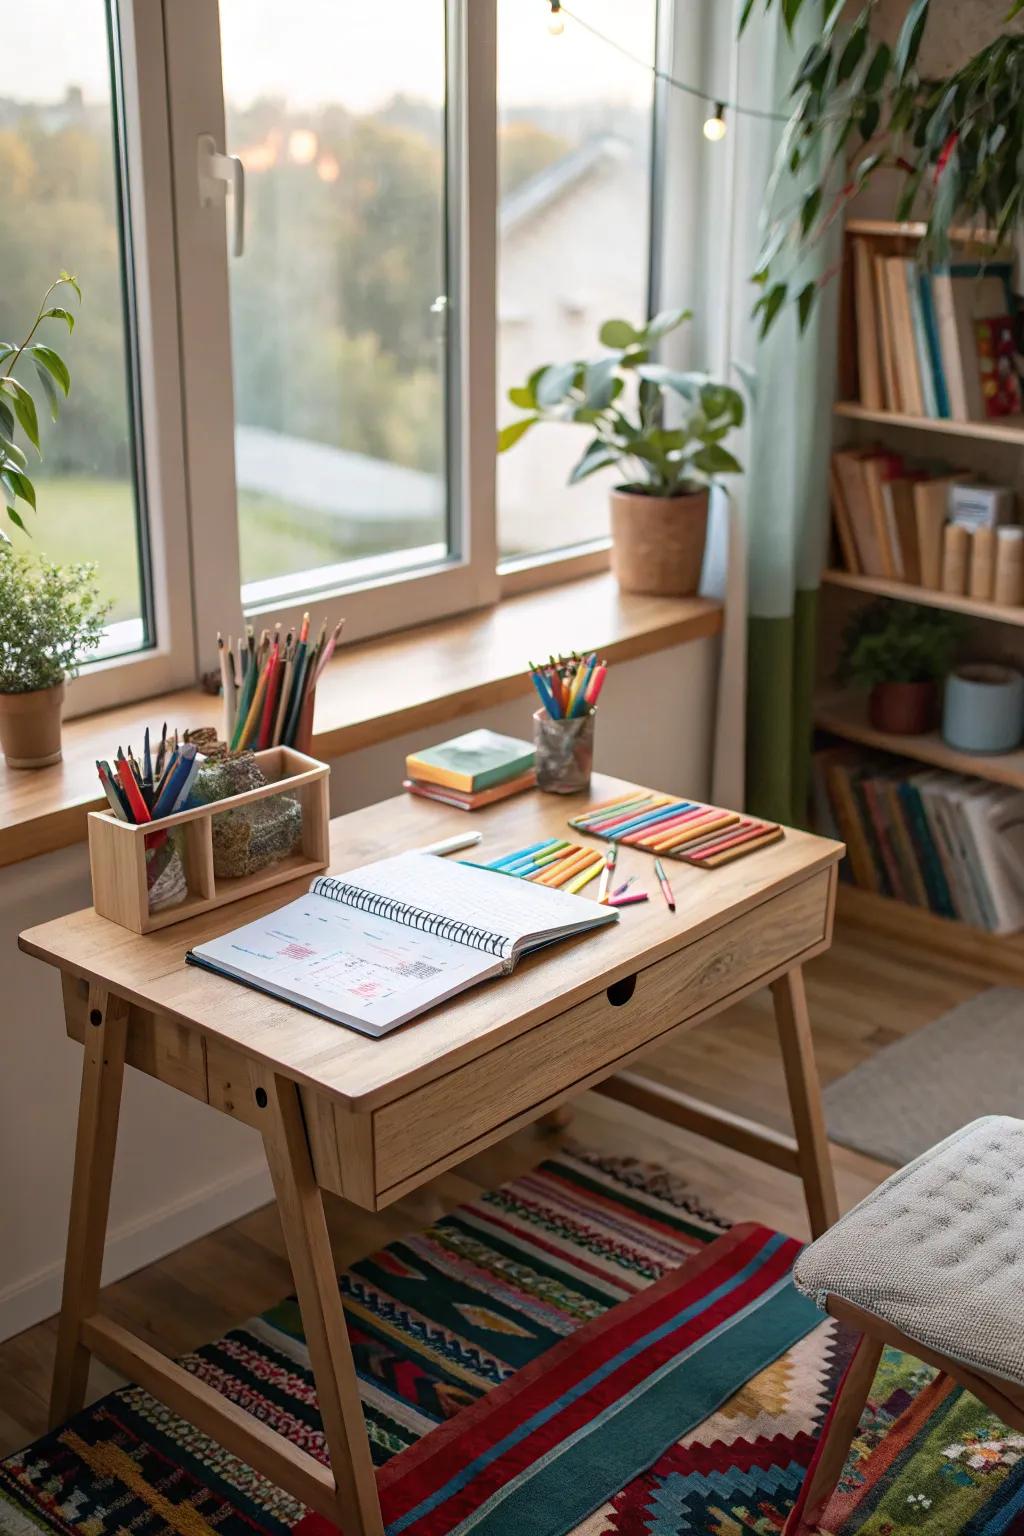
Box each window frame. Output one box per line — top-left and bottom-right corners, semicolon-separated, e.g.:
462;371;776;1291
62;0;197;719
64;0;670;712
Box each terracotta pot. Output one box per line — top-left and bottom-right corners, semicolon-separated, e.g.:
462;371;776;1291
868;679;936;736
610;486;709;597
0;681;65;767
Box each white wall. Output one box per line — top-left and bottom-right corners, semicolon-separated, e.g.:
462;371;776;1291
0;637;717;1341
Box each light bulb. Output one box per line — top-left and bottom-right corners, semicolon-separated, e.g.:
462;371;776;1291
548;2;565;34
703;103;727;141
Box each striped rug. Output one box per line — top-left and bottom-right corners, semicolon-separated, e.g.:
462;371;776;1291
0;1147;766;1533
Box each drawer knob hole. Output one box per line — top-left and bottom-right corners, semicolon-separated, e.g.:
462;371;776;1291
607;974;637;1007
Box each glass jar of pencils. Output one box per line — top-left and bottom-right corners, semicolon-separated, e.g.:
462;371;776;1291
533;707;595;794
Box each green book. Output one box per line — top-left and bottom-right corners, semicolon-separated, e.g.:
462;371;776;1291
406;729;535;794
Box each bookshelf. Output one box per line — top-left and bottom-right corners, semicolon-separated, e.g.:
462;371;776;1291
833;400;1024;446
815;215;1024;954
814;690;1024;791
821;568;1024;626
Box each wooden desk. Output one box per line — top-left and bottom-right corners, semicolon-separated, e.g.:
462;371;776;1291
20;774;842;1536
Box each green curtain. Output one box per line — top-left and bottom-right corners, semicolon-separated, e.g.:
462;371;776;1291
741;20;840;828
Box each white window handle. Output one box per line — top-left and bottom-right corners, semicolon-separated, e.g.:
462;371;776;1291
197;133;245;257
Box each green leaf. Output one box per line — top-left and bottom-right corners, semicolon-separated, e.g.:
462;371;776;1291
535;361;579;407
781;0;804;34
496;416;537;452
800;186;822;236
507;385;536;408
691;444;743;476
2;466;35;509
796;282;817;332
0;435;26;469
40;306;75;333
58;270;82;301
738;0;758;36
837;15;868;82
894;0;930;81
568;439;621;484
640;306;692;343
0;378;40;450
583;356;620;410
756;283;788;338
700;382;745;426
860;99;881;141
33;363;61;423
598;318;638;348
1007;0;1024;15
864;41;892;94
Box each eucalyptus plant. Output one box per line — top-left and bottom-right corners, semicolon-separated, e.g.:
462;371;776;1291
0;273;80;538
746;0;1024;334
498;308;744;497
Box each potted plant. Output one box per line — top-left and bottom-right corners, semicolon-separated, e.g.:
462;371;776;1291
0;274;110;767
0;554;110;765
497;309;744;596
836;598;963;735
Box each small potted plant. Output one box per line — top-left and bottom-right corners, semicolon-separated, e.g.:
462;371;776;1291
0;274;110;767
0;554;110;765
837;599;963;736
498;309;744;596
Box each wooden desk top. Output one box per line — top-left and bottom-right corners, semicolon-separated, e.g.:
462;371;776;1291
20;776;842;1110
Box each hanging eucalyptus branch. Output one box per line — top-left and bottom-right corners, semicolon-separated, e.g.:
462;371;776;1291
746;0;1024;335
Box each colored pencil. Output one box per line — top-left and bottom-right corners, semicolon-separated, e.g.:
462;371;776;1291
653;857;676;912
597;842;618;904
488;840;554;868
608;891;648;907
116;756;152;823
566;858;605;894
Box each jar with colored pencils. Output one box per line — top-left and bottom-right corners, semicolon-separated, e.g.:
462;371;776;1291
528;653;606;794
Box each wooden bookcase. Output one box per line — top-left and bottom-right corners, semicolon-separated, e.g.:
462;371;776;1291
816;217;1024;973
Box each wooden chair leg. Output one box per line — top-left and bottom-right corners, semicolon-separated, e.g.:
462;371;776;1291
785;1333;884;1534
255;1068;384;1536
771;967;839;1239
50;986;129;1428
539;1105;574;1132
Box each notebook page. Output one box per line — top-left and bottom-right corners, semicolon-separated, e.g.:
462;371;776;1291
314;851;615;961
190;888;496;1032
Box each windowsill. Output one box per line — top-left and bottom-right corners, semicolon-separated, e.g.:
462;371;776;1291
0;573;722;869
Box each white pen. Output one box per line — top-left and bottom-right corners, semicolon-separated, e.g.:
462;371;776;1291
416;831;484;857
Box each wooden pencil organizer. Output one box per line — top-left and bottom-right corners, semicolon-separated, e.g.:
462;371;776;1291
88;746;330;934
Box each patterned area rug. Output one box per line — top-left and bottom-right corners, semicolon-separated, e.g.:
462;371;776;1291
2;1146;1022;1535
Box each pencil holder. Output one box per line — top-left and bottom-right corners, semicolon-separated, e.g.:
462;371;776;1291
88;746;330;933
533;707;595;794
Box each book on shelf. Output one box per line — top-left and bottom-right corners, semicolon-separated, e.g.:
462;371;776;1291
402;768;536;811
812;746;1024;933
187;851;617;1036
848;230;1017;424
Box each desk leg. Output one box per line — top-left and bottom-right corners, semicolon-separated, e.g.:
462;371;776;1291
50;985;129;1428
771;967;839;1239
254;1068;384;1536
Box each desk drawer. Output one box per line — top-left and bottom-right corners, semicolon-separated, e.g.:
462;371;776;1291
371;869;832;1197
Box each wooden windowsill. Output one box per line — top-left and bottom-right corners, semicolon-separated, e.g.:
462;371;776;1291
0;574;722;870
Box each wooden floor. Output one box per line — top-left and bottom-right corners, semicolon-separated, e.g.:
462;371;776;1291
0;909;990;1457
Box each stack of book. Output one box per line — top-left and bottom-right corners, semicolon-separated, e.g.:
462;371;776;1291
850;237;1020;423
404;728;536;811
813;746;1024;933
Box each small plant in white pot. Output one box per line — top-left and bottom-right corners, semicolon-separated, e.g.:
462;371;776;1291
0;273;109;767
498;308;744;596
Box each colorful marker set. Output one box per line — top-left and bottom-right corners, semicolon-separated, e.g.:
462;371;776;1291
221;613;345;753
96;725;199;828
528;652;607;719
472;838;640;905
568;791;783;868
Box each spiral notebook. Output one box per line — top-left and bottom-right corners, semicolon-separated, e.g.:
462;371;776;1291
186;851;617;1037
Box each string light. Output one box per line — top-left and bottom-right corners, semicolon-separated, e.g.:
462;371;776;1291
548;2;787;126
702;102;727;142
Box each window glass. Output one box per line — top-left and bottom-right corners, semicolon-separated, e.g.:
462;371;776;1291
218;0;450;609
496;0;656;561
0;0;150;656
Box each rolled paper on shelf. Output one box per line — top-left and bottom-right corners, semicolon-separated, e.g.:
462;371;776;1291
967;524;996;601
994;526;1024;606
941;521;969;596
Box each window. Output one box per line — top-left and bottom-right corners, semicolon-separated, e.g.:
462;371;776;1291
217;0;452;610
496;0;657;563
8;2;664;712
0;0;150;657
